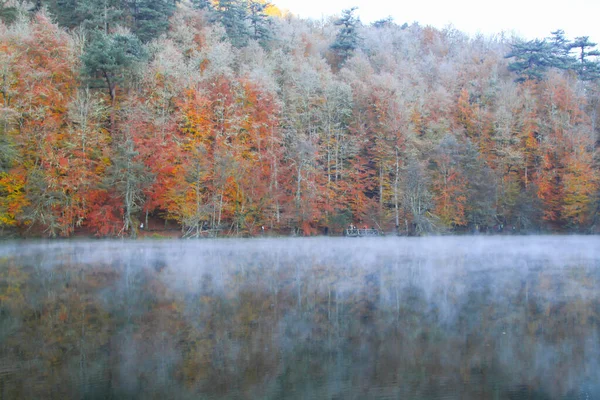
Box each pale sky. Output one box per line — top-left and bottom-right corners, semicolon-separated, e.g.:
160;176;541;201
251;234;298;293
272;0;600;44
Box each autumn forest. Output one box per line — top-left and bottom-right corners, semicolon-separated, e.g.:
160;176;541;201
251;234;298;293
1;0;599;237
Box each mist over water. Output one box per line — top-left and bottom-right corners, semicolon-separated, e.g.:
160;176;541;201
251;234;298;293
0;236;599;399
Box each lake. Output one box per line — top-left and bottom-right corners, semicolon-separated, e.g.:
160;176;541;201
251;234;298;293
0;236;599;399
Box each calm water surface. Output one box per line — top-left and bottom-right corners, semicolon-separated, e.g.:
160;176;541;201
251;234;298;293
0;236;599;399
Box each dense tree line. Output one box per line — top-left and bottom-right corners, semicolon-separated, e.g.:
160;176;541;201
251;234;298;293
0;1;599;237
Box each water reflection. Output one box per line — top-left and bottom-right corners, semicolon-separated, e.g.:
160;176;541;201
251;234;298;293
0;237;599;399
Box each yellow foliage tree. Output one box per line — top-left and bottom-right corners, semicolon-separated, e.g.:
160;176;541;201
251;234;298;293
562;144;598;227
0;172;27;227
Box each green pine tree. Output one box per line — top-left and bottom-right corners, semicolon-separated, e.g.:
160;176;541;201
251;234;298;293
569;36;600;81
330;7;361;67
127;0;178;43
505;39;560;82
215;0;250;47
247;0;271;46
546;30;575;70
0;0;18;24
82;32;145;103
42;0;124;32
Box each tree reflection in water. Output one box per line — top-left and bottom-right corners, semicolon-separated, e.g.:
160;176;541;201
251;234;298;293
0;237;598;399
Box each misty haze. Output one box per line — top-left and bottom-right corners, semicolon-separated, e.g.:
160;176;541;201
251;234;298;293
0;236;599;399
2;0;600;398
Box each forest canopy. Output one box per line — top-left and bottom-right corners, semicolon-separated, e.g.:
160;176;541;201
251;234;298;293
0;0;599;237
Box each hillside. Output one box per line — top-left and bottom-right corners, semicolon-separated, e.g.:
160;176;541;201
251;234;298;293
0;1;599;237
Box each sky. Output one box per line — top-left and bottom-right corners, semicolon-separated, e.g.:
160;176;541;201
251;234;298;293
272;0;600;44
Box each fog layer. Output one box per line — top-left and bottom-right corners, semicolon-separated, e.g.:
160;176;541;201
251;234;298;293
0;236;598;399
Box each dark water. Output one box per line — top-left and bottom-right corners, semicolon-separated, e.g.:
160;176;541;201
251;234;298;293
0;236;599;399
